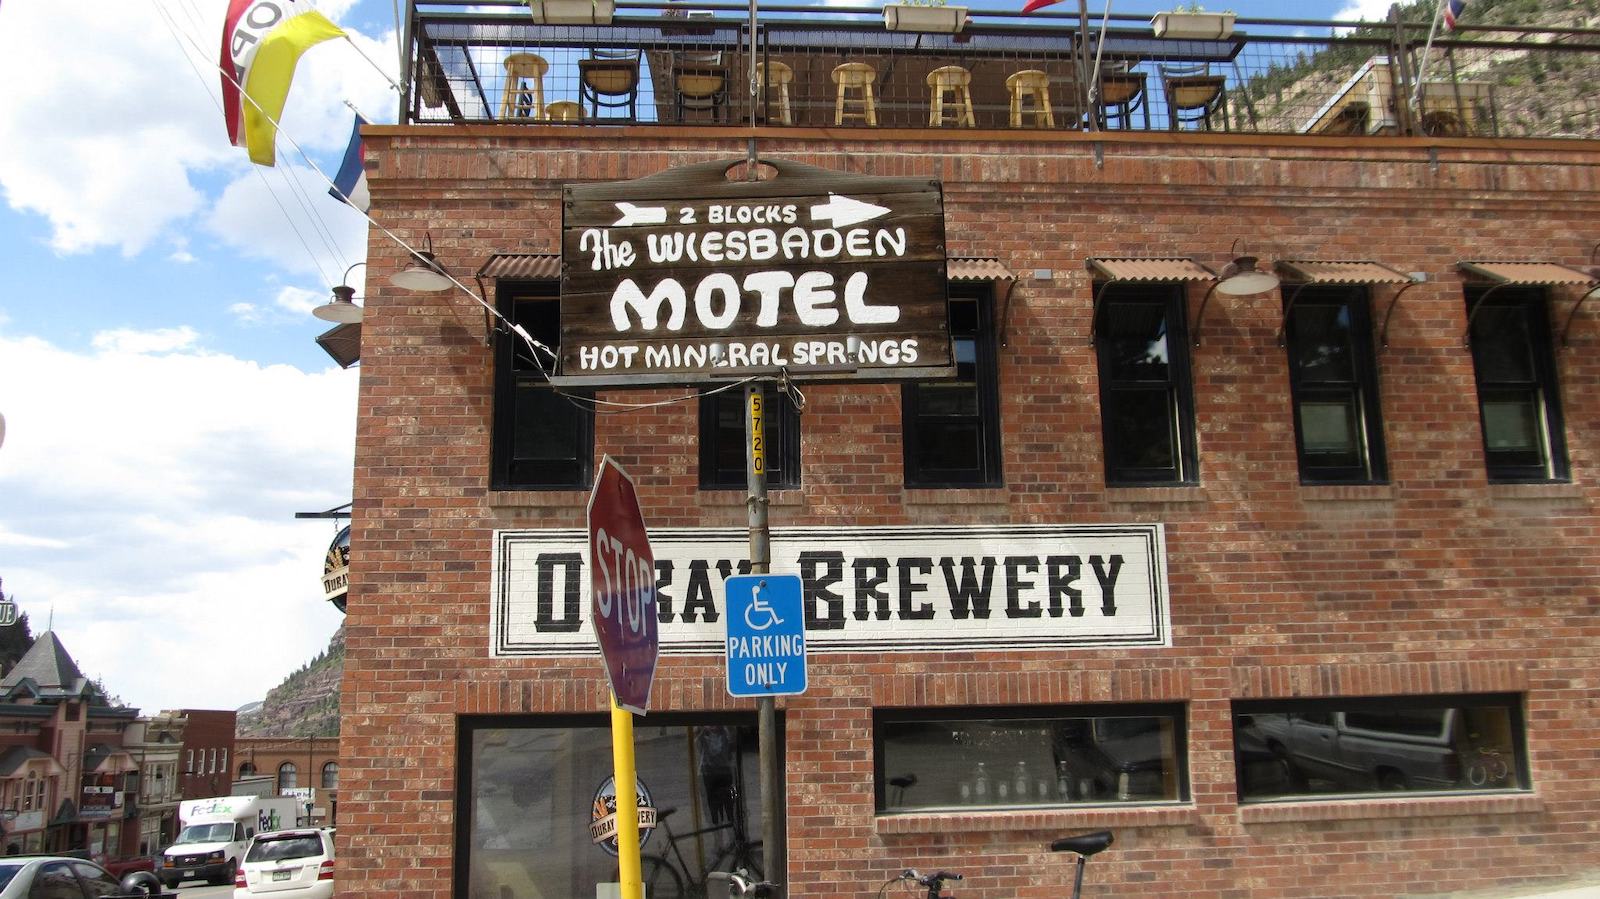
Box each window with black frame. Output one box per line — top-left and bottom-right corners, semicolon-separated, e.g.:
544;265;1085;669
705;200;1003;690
492;283;595;490
874;705;1186;812
1094;284;1198;486
902;285;1002;488
1465;287;1568;482
1283;286;1388;483
1233;694;1527;801
700;386;801;489
457;714;765;898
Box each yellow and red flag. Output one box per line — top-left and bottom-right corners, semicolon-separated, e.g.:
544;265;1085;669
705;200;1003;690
221;0;346;166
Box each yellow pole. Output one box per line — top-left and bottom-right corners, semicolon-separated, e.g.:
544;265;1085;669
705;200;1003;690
611;695;643;899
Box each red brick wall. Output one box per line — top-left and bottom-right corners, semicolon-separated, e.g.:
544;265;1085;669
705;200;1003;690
341;128;1600;897
178;709;237;801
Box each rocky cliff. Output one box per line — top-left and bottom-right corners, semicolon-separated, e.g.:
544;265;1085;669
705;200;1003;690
236;627;343;738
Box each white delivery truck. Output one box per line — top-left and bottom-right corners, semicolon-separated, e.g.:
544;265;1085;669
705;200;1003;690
160;795;299;888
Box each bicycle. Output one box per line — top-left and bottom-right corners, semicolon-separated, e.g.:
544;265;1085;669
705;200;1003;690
707;869;780;897
1050;830;1113;899
641;806;764;899
875;868;963;898
1464;745;1511;786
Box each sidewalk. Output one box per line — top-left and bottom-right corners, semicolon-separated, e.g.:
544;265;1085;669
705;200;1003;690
1414;875;1600;899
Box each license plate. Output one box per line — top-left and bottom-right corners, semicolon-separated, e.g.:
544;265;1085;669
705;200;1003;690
183;871;195;878
273;871;291;881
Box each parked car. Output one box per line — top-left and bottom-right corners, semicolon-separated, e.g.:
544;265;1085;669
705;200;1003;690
0;856;130;898
1248;708;1466;792
234;827;335;899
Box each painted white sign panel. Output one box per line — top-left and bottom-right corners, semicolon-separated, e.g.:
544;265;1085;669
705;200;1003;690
492;524;1169;656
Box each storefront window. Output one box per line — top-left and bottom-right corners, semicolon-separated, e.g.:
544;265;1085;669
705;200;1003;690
874;705;1187;812
1233;695;1527;801
458;714;765;898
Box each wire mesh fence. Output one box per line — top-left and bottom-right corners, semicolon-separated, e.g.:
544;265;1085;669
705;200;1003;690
407;1;1600;139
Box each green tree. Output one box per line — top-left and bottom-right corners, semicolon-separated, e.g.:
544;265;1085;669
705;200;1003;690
0;578;35;678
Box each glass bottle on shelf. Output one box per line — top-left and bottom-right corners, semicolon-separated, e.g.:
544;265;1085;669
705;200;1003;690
1012;761;1030;801
973;762;990;804
1056;761;1073;800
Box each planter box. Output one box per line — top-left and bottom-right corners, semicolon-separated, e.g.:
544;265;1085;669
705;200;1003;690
1150;11;1236;39
883;4;969;33
528;0;615;24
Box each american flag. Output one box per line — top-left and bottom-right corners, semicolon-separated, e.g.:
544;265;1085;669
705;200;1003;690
1443;0;1467;30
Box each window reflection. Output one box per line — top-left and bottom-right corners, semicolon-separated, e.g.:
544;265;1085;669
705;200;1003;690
1233;698;1524;801
464;718;762;898
876;708;1186;812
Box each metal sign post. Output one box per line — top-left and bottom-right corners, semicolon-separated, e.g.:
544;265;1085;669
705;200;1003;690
745;384;787;897
587;456;660;899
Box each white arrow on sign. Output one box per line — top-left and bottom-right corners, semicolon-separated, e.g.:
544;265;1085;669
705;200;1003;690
612;201;668;227
809;194;891;228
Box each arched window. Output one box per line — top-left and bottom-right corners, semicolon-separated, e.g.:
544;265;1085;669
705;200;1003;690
238;762;256;778
277;762;297;792
320;762;338;789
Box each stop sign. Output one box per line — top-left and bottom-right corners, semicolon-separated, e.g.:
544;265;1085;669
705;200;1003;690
587;455;659;715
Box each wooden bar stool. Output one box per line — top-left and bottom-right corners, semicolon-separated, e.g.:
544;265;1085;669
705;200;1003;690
927;65;975;128
832;62;877;126
1006;69;1054;129
499;53;548;119
757;61;794;125
545;100;581;121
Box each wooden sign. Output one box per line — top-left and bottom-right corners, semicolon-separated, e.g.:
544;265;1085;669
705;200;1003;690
557;158;952;386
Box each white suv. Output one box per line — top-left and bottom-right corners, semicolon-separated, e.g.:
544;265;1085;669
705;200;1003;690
234;827;335;898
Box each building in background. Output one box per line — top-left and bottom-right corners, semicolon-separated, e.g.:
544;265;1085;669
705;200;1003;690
0;632;138;860
122;712;184;854
233;737;338;826
176;709;236;802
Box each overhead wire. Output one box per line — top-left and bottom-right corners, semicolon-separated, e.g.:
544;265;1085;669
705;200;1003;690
151;0;339;288
162;0;788;414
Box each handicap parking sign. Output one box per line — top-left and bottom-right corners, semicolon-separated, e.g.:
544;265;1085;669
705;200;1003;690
723;574;807;698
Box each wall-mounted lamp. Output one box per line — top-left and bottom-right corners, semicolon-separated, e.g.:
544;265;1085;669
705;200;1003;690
389;234;453;292
313;262;367;323
1213;243;1281;296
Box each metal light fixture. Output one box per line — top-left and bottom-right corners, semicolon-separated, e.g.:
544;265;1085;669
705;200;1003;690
389;234;453;292
1214;242;1281;296
313;263;367;323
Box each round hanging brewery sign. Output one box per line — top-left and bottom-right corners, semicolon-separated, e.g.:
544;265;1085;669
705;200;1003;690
589;775;657;856
322;525;351;612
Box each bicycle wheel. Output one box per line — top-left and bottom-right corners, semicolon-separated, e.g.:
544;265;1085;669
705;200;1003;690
642;854;686;899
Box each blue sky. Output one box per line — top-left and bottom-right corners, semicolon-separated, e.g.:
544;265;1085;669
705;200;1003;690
0;0;1379;714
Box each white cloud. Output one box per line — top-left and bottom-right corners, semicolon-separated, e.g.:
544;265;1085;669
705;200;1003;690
0;327;356;713
91;325;201;355
0;0;396;260
1333;0;1396;23
206;164;370;282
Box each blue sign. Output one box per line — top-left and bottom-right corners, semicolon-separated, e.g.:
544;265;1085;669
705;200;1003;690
723;574;807;697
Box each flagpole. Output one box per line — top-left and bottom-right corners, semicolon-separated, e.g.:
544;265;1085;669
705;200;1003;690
1410;0;1448;110
342;35;402;93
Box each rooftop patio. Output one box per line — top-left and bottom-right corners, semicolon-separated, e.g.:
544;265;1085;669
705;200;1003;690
403;0;1600;139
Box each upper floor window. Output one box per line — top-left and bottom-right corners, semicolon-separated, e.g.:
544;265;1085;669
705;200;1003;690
321;761;339;789
700;386;801;490
1284;286;1388;483
902;285;1002;487
278;762;298;792
1095;284;1198;486
239;762;257;778
1465;287;1568;482
492;284;594;490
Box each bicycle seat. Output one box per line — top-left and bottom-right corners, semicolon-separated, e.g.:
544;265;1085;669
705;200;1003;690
657;806;679;823
1051;831;1113;856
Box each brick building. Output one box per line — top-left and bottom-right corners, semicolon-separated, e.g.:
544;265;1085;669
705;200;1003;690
175;709;236;802
234;737;339;826
337;7;1600;897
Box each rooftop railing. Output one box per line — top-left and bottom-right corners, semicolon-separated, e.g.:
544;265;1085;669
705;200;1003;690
404;0;1600;139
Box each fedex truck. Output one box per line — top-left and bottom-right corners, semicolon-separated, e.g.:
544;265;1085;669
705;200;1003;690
160;795;299;888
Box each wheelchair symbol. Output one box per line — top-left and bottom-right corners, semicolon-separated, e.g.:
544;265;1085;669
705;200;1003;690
744;580;784;631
